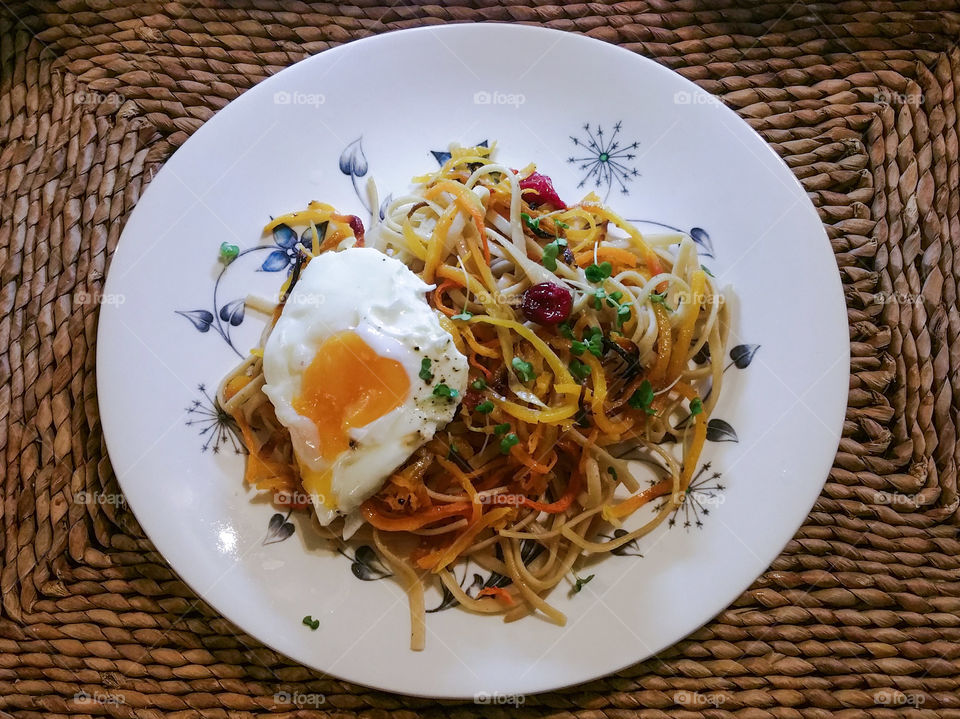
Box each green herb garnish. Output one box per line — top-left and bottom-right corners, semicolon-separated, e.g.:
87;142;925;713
701;264;714;277
452;310;473;321
471;378;487;390
432;383;459;399
569;358;591;382
628;380;656;415
607;467;618;481
521;212;551;238
512;357;536;382
499;433;520;454
616;302;632;328
475;401;495;414
649;291;673;311
557;321;574;339
541;237;567;271
585;261;612;283
592;287;606;310
580;327;604;357
573;574;595;593
689;397;703;416
219;242;239;265
493;422;511;435
419;358;434;382
302;615;319;631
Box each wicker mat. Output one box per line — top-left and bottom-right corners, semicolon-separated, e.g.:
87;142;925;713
2;0;960;715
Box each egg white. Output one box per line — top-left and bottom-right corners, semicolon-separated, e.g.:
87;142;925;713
261;247;468;526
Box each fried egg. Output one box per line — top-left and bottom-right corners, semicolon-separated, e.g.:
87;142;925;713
262;247;468;526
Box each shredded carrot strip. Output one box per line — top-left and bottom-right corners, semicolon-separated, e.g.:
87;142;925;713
468;353;493;380
605;478;673;520
477;587;515;606
436;457;482;524
360;501;472;531
516;468;581;514
432;280;458;317
429;507;513;572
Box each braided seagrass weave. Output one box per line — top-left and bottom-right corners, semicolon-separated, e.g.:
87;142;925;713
2;0;960;715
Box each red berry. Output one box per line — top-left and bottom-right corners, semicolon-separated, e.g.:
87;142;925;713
518;172;567;210
521;282;573;325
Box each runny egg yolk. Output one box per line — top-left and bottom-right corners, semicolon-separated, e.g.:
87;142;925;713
293;330;410;508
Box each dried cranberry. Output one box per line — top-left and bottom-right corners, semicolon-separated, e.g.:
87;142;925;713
518;172;567;210
346;215;365;245
521;282;573;325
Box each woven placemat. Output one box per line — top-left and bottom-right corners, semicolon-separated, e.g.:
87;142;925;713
2;0;960;714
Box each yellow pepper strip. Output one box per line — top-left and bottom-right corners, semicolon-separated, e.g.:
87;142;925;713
647;303;673;386
581;353;634;436
264;207;332;233
430;507;513;572
673;381;707;493
424;180;490;264
468;316;575;386
666;270;706;382
436;263;487;297
556;208;599;250
401;217;429;260
573;246;638;272
463;327;499;358
423;205;456;283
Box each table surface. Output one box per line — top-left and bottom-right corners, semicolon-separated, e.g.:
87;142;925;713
1;0;959;715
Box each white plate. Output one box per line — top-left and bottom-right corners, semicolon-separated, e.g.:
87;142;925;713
97;24;848;699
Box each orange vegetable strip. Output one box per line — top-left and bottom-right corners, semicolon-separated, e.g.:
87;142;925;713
361;501;472;531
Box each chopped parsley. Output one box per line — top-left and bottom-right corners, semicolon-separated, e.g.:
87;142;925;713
585;261;612;283
302;615;319;631
418;358;434;382
568;358;591;382
471;378;487;390
689;397;704;416
499;432;520;454
512;357;536;382
475;400;495;414
628;380;657;415
432;383;459;399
